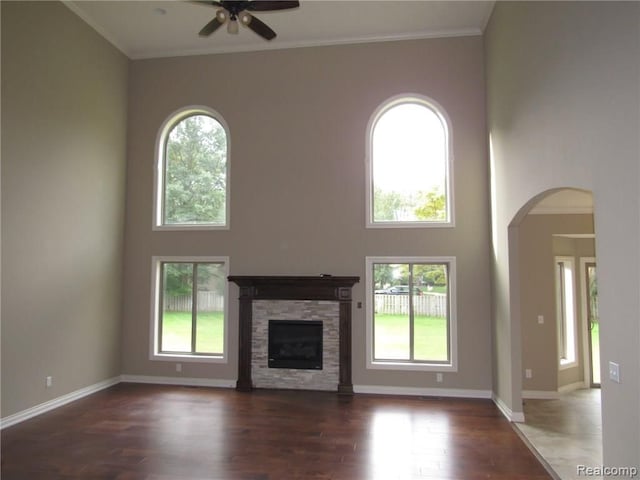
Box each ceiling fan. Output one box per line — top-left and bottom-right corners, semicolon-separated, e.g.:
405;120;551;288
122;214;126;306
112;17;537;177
192;1;300;41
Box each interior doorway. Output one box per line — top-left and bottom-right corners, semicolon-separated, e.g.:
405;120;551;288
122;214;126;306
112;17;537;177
583;260;600;386
510;187;602;479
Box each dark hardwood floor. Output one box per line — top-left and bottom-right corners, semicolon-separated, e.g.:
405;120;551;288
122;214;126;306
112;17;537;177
1;383;551;480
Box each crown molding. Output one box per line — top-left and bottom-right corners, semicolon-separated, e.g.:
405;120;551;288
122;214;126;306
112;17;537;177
129;28;483;59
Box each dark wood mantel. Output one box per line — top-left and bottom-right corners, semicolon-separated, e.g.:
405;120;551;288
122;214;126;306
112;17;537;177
228;275;360;394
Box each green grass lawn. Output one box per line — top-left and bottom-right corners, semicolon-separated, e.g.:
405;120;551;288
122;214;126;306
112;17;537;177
161;311;224;353
161;311;447;361
374;313;448;361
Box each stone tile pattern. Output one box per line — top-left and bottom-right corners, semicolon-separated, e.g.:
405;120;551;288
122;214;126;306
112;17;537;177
252;300;339;391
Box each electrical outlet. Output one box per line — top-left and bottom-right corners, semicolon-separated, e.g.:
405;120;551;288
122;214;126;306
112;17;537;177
46;376;53;388
537;315;544;324
525;369;532;379
176;363;182;373
609;361;620;383
436;373;443;383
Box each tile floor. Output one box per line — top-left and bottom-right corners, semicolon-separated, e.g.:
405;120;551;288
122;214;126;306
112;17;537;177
516;389;603;480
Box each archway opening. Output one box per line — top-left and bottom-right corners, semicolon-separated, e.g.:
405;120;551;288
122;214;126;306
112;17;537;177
509;187;602;476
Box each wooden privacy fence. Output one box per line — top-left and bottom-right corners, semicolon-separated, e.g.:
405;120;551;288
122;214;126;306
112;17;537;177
375;293;447;317
164;292;224;312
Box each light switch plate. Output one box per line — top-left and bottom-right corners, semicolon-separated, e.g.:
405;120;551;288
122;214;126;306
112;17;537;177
609;361;620;383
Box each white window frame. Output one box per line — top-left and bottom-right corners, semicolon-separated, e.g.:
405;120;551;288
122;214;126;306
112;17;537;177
150;255;229;363
365;94;454;229
153;106;231;231
555;256;578;370
365;256;458;372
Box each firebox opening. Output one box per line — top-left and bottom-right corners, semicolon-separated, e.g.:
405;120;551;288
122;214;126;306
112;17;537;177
268;320;323;370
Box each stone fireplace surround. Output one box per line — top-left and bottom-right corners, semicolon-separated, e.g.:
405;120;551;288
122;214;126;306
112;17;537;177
227;276;360;394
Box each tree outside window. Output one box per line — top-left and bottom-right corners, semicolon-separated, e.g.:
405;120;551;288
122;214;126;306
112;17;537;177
159;111;228;227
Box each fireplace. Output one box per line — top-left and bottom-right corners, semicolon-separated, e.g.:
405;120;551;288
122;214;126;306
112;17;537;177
227;275;360;394
268;320;323;370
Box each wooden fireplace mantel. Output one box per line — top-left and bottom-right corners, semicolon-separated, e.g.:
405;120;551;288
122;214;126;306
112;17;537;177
228;275;360;394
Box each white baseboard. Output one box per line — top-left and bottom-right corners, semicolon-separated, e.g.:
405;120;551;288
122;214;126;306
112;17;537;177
522;390;560;400
120;374;236;389
558;381;586;394
353;384;492;399
492;393;526;423
522;382;587;400
0;376;506;430
0;376;121;430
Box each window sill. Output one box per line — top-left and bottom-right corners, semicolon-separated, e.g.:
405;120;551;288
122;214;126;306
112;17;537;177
151;353;227;364
559;359;578;370
367;360;457;372
366;221;455;229
153;224;229;232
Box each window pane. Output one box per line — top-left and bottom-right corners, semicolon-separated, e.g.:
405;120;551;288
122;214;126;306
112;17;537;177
372;102;447;223
373;263;410;360
164;114;227;225
195;263;225;354
557;259;576;365
413;264;449;361
161;263;193;352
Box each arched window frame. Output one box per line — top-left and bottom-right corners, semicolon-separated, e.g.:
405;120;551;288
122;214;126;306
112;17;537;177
366;94;454;228
153;106;231;230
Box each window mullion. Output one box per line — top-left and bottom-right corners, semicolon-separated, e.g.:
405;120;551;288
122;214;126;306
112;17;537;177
191;263;198;354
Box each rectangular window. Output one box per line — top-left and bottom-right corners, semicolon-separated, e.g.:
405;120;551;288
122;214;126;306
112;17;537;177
151;256;228;362
556;256;577;368
366;256;457;371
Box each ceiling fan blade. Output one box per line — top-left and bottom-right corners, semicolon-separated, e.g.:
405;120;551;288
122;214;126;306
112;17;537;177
243;13;276;40
246;1;299;12
199;17;224;36
189;1;224;8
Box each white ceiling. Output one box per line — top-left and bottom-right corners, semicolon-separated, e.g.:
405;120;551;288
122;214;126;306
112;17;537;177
64;1;495;59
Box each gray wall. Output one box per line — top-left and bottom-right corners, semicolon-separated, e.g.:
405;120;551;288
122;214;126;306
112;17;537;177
518;213;594;393
485;1;640;465
1;1;129;417
122;36;493;391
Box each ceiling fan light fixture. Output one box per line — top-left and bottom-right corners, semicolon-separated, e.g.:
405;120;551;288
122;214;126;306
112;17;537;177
239;11;252;27
215;8;227;23
193;0;299;40
227;19;239;34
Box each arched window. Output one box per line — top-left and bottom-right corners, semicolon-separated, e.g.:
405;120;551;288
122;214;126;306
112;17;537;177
367;95;452;227
155;107;229;229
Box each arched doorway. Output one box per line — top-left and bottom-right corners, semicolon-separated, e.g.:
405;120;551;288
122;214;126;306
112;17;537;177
509;187;602;476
